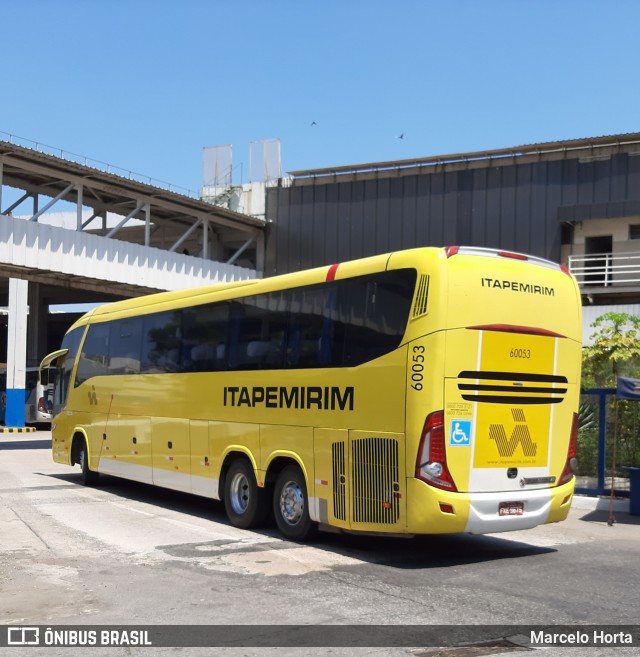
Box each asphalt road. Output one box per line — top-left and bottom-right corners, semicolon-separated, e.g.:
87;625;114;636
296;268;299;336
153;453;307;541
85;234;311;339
1;431;639;657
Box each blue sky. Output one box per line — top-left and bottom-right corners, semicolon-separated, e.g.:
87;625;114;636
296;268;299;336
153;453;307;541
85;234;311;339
2;0;639;194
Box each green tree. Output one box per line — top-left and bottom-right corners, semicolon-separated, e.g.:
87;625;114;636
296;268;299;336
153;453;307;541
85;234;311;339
581;312;640;480
582;312;640;387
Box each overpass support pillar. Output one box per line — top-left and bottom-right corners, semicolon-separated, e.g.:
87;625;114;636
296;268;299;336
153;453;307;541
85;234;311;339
5;278;28;427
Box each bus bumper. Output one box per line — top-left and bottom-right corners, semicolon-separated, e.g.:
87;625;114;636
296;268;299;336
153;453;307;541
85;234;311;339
405;477;575;535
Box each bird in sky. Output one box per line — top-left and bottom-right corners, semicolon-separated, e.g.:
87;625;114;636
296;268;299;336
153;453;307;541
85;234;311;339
396;132;404;140
311;121;317;126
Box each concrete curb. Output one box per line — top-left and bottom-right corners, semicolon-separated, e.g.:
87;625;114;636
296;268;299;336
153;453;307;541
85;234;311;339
0;426;37;433
573;494;630;513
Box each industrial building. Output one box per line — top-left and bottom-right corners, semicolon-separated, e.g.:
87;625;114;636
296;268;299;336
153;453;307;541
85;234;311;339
265;133;640;333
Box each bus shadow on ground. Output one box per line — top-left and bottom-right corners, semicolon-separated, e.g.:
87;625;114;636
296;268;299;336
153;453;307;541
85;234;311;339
41;470;226;521
42;470;556;569
315;531;555;569
0;439;51;450
578;509;640;526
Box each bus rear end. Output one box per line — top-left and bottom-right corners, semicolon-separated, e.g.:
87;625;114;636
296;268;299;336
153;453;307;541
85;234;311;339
407;247;581;534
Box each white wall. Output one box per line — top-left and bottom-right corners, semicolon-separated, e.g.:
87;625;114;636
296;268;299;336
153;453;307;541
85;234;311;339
582;303;640;345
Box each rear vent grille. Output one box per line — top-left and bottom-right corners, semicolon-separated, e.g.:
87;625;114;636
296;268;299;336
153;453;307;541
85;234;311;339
332;441;346;521
412;274;430;318
352;437;400;525
457;370;568;405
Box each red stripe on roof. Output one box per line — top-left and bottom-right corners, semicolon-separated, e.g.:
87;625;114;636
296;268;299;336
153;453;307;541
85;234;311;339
326;263;339;281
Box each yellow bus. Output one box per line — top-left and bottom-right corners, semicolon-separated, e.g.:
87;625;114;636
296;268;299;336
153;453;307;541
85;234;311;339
41;246;582;540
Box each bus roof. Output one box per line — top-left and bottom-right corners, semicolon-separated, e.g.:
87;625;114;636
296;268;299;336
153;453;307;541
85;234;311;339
64;246;578;332
69;250;400;328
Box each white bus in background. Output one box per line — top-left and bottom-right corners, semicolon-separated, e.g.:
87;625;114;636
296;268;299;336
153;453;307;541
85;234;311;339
0;366;54;426
26;366;54;424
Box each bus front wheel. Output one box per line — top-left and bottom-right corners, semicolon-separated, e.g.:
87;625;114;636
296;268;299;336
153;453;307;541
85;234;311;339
224;458;270;529
78;439;98;486
274;465;316;541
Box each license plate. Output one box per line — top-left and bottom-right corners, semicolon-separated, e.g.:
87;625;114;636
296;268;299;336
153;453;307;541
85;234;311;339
499;501;524;517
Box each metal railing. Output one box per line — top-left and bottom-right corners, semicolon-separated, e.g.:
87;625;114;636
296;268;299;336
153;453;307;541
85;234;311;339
1;130;199;198
568;251;640;287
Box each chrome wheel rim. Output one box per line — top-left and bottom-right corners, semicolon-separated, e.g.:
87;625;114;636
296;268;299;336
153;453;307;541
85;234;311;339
229;472;250;515
279;480;304;526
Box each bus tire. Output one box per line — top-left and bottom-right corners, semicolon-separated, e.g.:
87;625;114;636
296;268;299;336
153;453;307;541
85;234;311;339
224;458;270;529
78;439;99;486
274;464;316;541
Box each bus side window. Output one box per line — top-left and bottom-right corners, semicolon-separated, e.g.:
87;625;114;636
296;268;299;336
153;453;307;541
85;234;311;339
182;302;230;372
288;286;334;368
337;269;416;367
263;291;289;368
367;269;416;336
75;323;110;385
141;311;182;374
230;293;288;370
109;318;143;375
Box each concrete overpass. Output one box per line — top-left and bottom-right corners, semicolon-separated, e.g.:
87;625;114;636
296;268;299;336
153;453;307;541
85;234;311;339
0;137;266;427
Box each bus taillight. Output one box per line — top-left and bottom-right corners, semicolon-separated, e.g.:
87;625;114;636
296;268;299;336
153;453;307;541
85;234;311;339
497;250;528;261
559;412;579;486
416;411;457;491
38;397;46;413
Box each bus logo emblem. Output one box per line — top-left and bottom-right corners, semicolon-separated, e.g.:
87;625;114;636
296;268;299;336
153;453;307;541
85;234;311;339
489;408;537;457
449;420;472;446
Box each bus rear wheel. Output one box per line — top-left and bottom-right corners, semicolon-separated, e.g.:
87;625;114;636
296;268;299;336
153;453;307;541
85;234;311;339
78;438;98;486
274;465;316;541
224;458;270;529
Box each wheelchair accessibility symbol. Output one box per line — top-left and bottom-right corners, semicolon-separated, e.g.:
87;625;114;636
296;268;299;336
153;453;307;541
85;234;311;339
449;419;472;446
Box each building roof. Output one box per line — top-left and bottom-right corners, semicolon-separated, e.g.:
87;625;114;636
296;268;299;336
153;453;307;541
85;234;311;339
288;132;640;181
